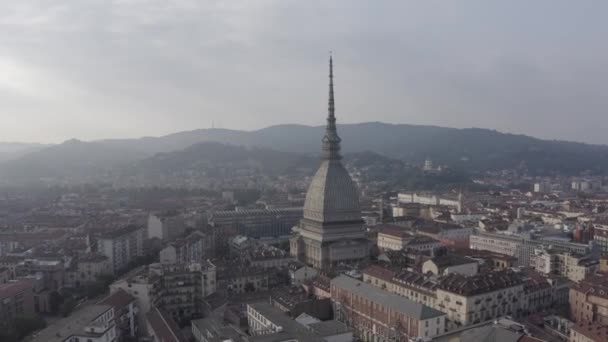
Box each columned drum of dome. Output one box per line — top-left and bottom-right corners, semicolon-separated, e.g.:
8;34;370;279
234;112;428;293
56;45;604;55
290;55;369;270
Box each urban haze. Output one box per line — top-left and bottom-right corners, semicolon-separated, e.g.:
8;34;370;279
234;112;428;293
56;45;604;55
1;2;608;342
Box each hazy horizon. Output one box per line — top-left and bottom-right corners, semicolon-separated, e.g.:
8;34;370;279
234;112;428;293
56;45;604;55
3;120;606;148
2;1;608;144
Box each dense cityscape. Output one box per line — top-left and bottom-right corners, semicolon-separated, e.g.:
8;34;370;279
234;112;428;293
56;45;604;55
1;56;608;342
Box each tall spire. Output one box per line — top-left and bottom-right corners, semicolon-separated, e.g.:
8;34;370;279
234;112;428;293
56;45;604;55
322;53;342;160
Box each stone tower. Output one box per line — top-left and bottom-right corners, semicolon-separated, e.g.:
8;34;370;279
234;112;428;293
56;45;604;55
290;55;369;270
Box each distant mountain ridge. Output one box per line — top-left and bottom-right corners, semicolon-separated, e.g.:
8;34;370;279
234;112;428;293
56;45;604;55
2;122;608;184
96;122;608;174
0;142;49;162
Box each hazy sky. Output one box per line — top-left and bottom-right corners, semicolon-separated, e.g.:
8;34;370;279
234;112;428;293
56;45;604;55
1;1;607;144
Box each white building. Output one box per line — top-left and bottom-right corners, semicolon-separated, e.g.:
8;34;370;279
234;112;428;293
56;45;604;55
470;231;593;267
97;225;145;274
530;249;598;282
534;182;551;193
247;301;353;341
110;266;159;333
147;212;186;241
288;263;319;286
398;192;462;213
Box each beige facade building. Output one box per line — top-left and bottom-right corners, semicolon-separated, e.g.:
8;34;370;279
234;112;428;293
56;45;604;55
530;249;598;283
377;225;411;251
570;322;608;342
570;275;608;325
362;265;440;309
434;270;524;329
363;265;439;313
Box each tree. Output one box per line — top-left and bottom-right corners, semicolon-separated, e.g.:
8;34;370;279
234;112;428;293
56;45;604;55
60;297;77;317
0;315;46;342
14;316;46;338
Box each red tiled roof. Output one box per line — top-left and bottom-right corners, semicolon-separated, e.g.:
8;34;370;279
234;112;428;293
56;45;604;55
362;264;396;281
146;307;186;342
0;279;34;300
377;225;410;238
98;289;134;308
438;270;523;296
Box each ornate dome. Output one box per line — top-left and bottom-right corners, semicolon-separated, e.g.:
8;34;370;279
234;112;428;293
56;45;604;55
303;160;361;223
302;55;362;224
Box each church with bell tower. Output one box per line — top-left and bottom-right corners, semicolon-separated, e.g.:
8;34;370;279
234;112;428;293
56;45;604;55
290;55;370;270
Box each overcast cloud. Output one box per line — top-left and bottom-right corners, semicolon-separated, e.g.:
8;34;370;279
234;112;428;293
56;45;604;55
1;1;607;144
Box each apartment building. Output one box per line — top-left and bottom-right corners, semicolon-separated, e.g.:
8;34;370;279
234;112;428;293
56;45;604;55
208;207;303;239
68;253;112;287
0;279;35;325
435;270;524;329
16;258;65;291
470;231;593;267
97;225;145;274
159;231;213;265
111;266;162;332
217;262;270;294
248;245;294;269
147;211;186;241
377;225;412;251
570;275;608;324
531;249;598;282
156;261;217;324
98;289;138;341
362;265;438;309
593;221;608;256
521;273;554;315
570;322;608;342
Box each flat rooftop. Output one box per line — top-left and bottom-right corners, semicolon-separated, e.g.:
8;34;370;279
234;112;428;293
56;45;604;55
30;304;113;342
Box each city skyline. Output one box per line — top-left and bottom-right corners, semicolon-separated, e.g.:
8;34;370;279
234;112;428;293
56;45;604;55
1;1;608;144
3;2;608;342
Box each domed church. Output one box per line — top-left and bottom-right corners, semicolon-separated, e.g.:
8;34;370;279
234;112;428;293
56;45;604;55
290;56;369;270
